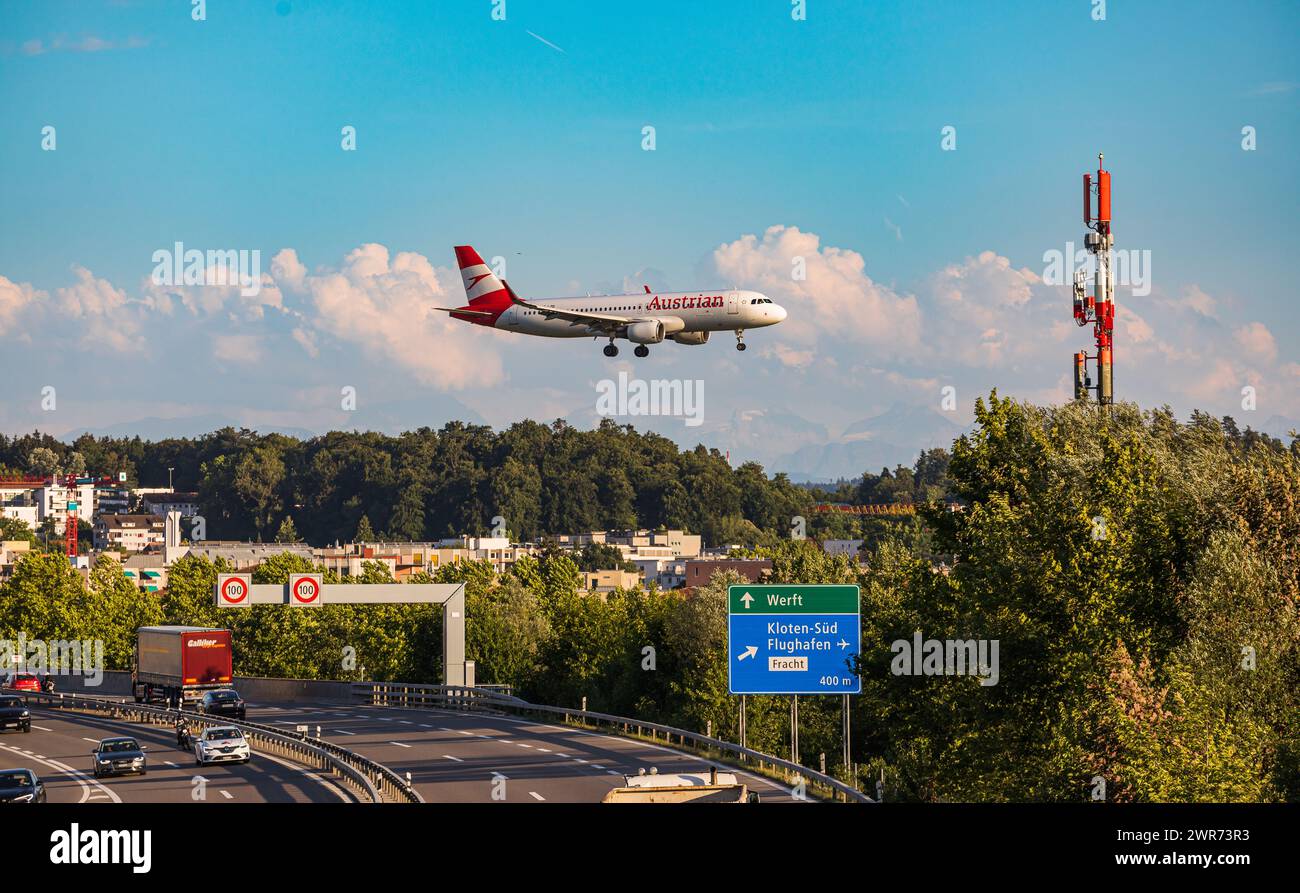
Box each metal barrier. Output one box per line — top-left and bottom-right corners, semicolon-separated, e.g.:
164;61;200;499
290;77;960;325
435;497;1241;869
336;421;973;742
354;681;872;803
5;688;421;804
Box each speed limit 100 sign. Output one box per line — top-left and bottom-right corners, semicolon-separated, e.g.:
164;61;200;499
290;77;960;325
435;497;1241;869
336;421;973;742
217;574;252;608
288;574;323;606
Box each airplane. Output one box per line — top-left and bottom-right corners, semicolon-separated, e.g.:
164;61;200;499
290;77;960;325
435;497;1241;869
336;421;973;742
435;245;786;358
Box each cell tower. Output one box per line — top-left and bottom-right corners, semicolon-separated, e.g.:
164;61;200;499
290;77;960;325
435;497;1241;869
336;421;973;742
1072;153;1115;405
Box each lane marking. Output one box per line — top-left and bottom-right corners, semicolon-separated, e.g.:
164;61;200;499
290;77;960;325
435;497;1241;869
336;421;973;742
443;755;463;762
389;741;412;748
82;737;99;743
32;725;52;731
333;729;356;736
529;791;545;801
220;790;233;799
537;748;551;753
516;743;532;749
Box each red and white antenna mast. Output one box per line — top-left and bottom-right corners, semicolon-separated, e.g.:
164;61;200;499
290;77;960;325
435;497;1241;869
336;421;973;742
1072;153;1115;406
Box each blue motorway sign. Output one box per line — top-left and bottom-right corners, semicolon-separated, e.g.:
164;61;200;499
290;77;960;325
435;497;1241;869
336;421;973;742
727;584;861;695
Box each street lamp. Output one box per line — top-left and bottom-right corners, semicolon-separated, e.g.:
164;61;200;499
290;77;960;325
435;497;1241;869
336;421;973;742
168;467;174;491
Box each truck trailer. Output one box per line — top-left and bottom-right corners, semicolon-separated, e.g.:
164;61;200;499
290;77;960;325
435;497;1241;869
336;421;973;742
132;626;233;708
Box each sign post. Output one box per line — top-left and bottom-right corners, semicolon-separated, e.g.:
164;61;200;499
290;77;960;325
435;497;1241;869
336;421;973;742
727;584;861;695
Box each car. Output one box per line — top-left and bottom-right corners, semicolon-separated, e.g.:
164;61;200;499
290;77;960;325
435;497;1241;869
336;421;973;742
194;726;250;766
9;674;40;693
0;768;46;803
91;737;148;777
0;695;31;733
198;689;246;720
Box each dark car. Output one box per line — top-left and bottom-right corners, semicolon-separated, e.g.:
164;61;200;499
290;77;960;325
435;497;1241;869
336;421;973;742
9;674;40;693
91;737;148;778
198;689;246;720
0;695;31;733
0;768;45;803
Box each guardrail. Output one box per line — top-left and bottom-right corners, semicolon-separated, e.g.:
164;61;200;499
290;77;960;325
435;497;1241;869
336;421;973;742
354;681;871;803
5;687;421;804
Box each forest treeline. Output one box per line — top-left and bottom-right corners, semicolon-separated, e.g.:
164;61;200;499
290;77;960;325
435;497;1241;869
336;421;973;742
0;419;954;547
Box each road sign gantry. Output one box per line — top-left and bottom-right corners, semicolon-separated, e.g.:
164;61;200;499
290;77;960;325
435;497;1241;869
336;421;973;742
727;584;861;695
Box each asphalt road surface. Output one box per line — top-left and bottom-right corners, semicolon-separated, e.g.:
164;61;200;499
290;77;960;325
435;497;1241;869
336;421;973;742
0;706;352;804
244;701;800;803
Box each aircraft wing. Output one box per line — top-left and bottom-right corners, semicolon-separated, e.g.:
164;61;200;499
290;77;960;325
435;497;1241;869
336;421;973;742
503;281;632;334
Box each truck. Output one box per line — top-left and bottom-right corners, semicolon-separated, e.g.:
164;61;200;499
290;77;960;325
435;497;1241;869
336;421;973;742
132;626;233;708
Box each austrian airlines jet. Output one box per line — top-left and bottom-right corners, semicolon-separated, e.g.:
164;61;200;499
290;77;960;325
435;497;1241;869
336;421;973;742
435;246;786;357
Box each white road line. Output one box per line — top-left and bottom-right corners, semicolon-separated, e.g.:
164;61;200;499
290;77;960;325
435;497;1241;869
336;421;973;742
574;758;588;764
592;764;605;770
31;725;52;731
537;748;551;753
220;790;233;799
529;791;545;801
399;721;413;725
606;770;621;776
82;737;99;743
418;724;432;729
333;729;356;735
389;741;412;748
443;755;463;762
516;743;532;748
164;761;178;767
457;730;473;736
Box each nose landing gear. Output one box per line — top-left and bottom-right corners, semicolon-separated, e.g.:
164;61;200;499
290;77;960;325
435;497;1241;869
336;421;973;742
735;330;747;351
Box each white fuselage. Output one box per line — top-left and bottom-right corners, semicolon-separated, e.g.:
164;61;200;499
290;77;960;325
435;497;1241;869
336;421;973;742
498;289;785;337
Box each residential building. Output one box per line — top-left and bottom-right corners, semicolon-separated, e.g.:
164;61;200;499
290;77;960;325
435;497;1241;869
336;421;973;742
580;569;644;598
0;540;31;581
93;514;165;552
140;491;200;518
683;558;772;589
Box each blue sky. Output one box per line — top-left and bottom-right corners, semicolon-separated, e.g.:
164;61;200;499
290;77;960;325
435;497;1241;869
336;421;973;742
1;0;1297;477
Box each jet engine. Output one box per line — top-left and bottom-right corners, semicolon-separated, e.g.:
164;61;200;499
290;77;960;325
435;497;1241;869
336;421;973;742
670;331;710;345
626;320;666;344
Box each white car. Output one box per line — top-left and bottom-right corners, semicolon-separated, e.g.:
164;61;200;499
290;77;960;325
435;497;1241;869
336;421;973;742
194;726;251;766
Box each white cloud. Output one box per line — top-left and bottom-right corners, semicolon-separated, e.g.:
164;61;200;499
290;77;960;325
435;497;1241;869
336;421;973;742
294;243;505;391
1234;321;1278;364
708;224;923;356
212;334;263;365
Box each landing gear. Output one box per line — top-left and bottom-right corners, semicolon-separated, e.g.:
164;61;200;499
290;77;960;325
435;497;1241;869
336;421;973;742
735;330;747;351
634;345;649;358
603;343;619;358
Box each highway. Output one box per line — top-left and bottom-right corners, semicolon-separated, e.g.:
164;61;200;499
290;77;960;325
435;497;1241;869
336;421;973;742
0;706;352;804
244;701;800;803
